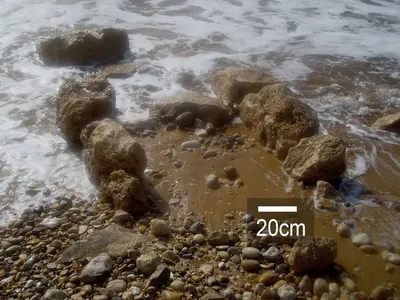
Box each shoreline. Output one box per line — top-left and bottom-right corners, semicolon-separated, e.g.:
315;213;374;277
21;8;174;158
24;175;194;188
0;26;399;300
1;125;399;299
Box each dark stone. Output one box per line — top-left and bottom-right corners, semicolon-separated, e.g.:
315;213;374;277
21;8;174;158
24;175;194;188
146;265;171;288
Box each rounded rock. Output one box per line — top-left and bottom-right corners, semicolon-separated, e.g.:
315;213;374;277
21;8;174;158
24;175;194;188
107;279;127;293
181;140;200;151
371;284;396;300
223;166;239;180
320;293;331;300
193;234;206;244
136;252;161;276
223;288;235;299
343;277;357;292
241;260;260;272
241;214;254;223
337;223;351;238
162;291;182;300
313;278;329;297
5;245;22;255
298;275;312;293
41;288;66;300
329;282;340;298
277;284;296;300
352;233;372;247
170;280;185;292
206;174;220;189
359;244;378;255
150;219;171;237
208;231;230;246
242;247;261;259
242;291;256;300
258;272;279;285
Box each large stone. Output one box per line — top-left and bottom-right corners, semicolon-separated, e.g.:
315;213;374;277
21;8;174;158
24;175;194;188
372;111;400;133
240;84;319;159
57;224;146;263
211;67;278;107
314;181;343;212
37;28;129;66
288;237;337;273
80;253;112;283
81;119;147;183
57;76;115;144
283;134;346;183
98;170;150;214
149;91;232;127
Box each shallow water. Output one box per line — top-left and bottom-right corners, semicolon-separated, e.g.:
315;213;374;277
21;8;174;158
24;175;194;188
138;128;400;292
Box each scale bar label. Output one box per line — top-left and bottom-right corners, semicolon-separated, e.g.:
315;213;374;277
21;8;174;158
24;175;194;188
257;206;298;213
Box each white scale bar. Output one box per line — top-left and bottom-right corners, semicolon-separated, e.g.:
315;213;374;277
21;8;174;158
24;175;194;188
258;206;297;213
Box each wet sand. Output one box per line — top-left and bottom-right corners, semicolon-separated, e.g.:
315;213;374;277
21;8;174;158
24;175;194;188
138;126;400;294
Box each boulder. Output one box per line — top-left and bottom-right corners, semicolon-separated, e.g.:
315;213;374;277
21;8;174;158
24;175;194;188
149;91;232;127
37;28;129;66
372;111;400;133
99;170;150;214
288;237;337;273
283;134;346;183
57;224;146;263
57;76;116;144
314;181;343;212
240;84;319;159
81;119;147;183
211;67;278;107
